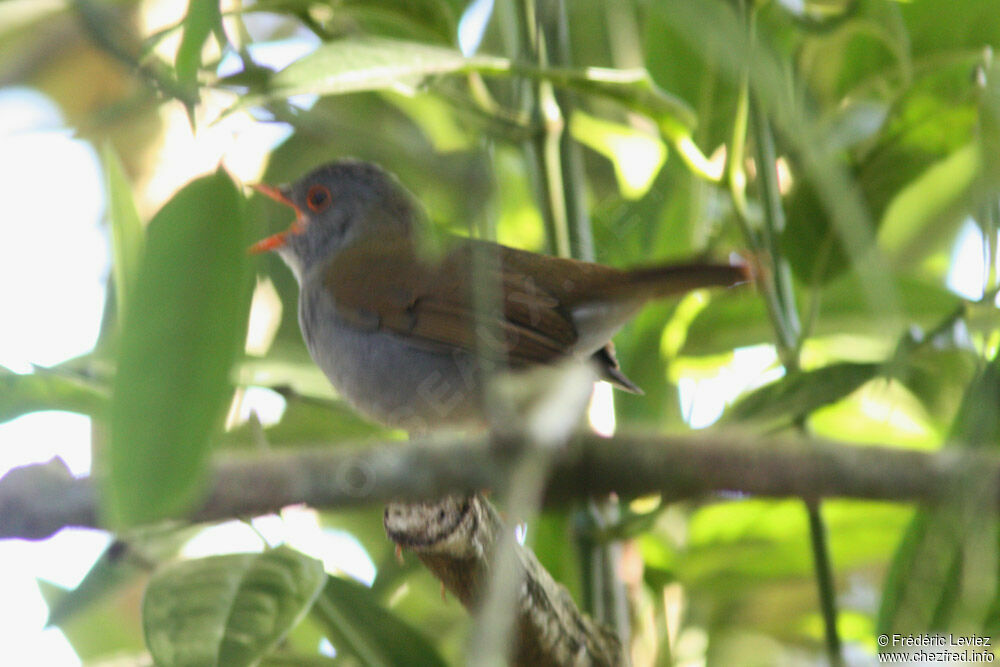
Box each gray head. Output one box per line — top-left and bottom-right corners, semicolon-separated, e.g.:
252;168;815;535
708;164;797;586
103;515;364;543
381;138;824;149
251;160;420;281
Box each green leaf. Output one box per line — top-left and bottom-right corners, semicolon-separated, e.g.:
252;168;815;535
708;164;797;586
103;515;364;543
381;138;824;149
176;0;223;102
685;274;960;356
39;578;146;661
143;546;326;667
892;326;978;425
231;35;508;105
311;574;447;667
878;354;1000;636
725;362;880;425
222;397;390;448
226;35;696;131
235;357;337;402
782;57;983;283
0;366;108;426
878;143;981;268
47;526;197;628
325;0;457;43
106;169;251;527
948;353;1000;448
102;142;144;325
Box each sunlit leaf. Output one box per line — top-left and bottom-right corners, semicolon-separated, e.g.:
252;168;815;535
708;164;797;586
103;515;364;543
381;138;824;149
143;546;326;666
175;0;223;108
725;362;879;425
106;169;251;526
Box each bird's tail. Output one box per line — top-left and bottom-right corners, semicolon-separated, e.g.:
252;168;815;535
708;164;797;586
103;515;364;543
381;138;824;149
617;261;750;300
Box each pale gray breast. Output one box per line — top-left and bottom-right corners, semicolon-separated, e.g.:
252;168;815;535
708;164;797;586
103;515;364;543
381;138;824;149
298;271;483;430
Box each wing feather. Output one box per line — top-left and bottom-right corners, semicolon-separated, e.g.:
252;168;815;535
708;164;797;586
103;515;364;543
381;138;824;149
323;236;579;365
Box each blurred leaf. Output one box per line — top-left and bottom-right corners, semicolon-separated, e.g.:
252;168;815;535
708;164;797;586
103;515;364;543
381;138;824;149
530;510;583;606
681;499;910;642
638;532;679;592
47;540;148;629
878;143;980;267
39;577;146;661
311;574;447;667
224;397;390;448
808;376;939;449
235;357;337;401
321;507;398;574
74;0;197;108
333;0;457;43
878;353;1000;637
0;366;108;426
899;0;1000;56
640;0;740;149
685;274;960;356
228;34;696;131
176;0;223;110
892;325;979;425
783;56;983;282
102;142;144;324
47;527;197;628
948;354;1000;448
725;362;879;425
107;169;251;527
143;546;326;667
230;35;507;105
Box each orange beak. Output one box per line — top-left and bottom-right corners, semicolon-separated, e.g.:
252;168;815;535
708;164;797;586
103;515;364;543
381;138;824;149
249;183;306;254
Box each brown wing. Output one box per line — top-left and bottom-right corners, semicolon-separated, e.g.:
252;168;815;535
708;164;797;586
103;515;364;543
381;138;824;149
323;236;582;365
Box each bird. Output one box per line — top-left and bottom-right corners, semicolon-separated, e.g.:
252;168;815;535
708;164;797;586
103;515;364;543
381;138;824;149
251;159;747;431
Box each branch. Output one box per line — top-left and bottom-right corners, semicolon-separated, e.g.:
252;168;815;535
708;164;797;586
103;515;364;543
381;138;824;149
384;494;624;666
1;432;996;540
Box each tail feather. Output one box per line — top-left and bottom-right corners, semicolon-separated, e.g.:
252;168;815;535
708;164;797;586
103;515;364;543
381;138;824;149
619;262;749;299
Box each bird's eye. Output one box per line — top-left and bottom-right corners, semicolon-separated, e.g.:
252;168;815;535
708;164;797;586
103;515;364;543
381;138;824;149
306;184;331;212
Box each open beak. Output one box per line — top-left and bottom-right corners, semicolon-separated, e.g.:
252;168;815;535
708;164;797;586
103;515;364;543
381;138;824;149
249;183;306;254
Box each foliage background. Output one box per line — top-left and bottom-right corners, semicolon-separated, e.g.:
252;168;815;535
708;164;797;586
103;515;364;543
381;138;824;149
1;0;1000;664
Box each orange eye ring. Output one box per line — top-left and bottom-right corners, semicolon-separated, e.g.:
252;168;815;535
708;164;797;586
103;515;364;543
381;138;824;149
306;184;331;212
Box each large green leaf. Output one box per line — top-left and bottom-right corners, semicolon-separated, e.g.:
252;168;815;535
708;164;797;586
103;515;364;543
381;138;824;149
106;169;251;526
311;574;447;667
143;546;326;666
